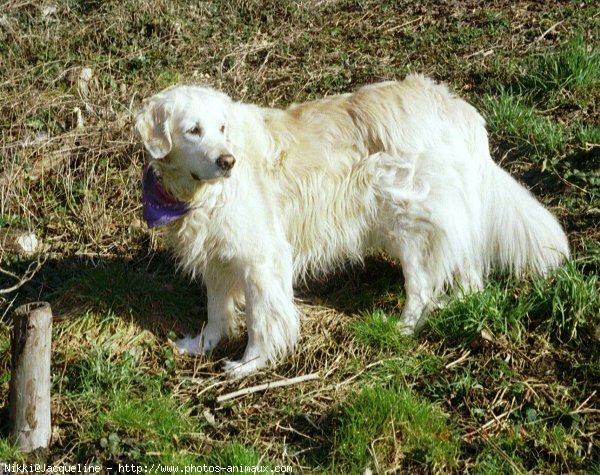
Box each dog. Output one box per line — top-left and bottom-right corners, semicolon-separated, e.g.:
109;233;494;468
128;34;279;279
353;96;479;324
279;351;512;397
135;75;569;376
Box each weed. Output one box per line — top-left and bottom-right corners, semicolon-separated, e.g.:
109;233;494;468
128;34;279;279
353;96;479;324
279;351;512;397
352;310;442;378
351;310;407;353
0;440;24;463
427;260;599;345
92;390;199;463
206;442;267;468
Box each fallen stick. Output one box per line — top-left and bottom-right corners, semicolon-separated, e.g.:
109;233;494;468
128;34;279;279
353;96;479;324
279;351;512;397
217;373;319;403
0;255;46;295
9;302;53;452
444;349;472;369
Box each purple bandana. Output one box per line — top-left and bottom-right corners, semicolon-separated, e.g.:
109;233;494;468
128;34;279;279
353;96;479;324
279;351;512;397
142;164;191;228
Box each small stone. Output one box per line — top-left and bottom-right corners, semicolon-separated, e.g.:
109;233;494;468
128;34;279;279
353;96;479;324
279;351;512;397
203;409;217;428
16;232;39;255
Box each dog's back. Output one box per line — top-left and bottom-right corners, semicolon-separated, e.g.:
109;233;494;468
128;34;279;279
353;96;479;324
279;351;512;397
259;75;568;289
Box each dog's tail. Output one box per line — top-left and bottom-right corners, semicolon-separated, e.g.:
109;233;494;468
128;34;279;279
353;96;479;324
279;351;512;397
483;164;569;276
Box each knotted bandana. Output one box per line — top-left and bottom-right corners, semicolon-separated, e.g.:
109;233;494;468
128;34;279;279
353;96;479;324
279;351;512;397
142;164;191;228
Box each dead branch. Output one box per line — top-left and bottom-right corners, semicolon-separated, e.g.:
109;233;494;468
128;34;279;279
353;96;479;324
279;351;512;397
0;255;47;295
217;373;320;403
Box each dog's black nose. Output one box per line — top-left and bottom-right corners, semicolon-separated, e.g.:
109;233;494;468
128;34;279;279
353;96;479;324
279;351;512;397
216;154;236;171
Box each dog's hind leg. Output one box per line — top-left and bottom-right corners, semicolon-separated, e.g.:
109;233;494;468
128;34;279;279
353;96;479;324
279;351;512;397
386;227;438;335
374;154;441;334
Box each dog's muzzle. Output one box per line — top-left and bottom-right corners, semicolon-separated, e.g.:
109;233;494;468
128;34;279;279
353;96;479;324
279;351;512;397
216;154;236;171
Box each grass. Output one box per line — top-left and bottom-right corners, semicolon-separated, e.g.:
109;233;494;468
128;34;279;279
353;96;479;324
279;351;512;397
206;443;267;468
522;34;600;106
1;0;599;472
332;385;459;473
426;280;530;343
480;32;599;192
426;260;600;344
482;90;567;160
351;310;408;353
0;439;25;463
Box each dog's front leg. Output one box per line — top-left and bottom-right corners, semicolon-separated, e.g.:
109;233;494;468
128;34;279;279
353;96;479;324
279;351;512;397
176;265;240;356
224;254;299;377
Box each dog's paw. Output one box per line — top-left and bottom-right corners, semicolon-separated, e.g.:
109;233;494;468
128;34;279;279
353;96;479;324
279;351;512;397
397;313;430;336
222;358;266;378
175;335;204;355
200;328;221;353
397;325;415;337
396;320;416;336
175;327;224;355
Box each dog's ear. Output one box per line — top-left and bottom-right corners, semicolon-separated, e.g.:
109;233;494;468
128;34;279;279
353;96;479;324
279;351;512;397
135;100;173;159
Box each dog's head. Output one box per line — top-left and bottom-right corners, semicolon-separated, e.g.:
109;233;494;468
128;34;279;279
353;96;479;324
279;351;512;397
135;86;236;191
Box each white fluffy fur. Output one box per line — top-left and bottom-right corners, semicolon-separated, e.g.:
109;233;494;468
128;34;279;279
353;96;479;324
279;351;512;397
135;75;569;376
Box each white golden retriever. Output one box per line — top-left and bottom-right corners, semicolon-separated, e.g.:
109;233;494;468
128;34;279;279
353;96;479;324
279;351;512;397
135;75;569;376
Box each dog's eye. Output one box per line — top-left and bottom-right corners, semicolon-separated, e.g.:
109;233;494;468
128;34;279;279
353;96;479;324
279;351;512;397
187;125;202;136
220;125;226;134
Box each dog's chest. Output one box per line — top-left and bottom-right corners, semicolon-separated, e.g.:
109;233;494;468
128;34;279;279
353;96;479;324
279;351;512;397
167;204;232;278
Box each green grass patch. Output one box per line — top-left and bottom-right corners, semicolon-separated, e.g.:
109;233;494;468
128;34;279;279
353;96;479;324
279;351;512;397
92;390;199;463
351;310;442;376
474;445;526;475
574;123;600;146
522;34;600;105
0;439;24;463
351;310;408;353
472;411;586;474
206;442;267;468
0;322;10;359
332;385;459;473
482;34;599;187
63;342;151;396
56;326;199;463
482;90;567;158
529;260;600;342
426;281;529;343
427;261;600;344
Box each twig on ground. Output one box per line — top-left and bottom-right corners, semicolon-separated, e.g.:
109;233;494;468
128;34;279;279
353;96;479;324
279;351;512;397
574;391;597;414
217;373;319;403
482;433;526;475
445;349;471;369
536;20;564;42
276;423;314;441
464;398;519;440
0;255;47;295
385;15;424;33
335;358;401;389
465;48;495;59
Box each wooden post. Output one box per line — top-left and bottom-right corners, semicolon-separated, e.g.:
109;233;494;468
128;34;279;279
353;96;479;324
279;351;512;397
9;301;52;452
